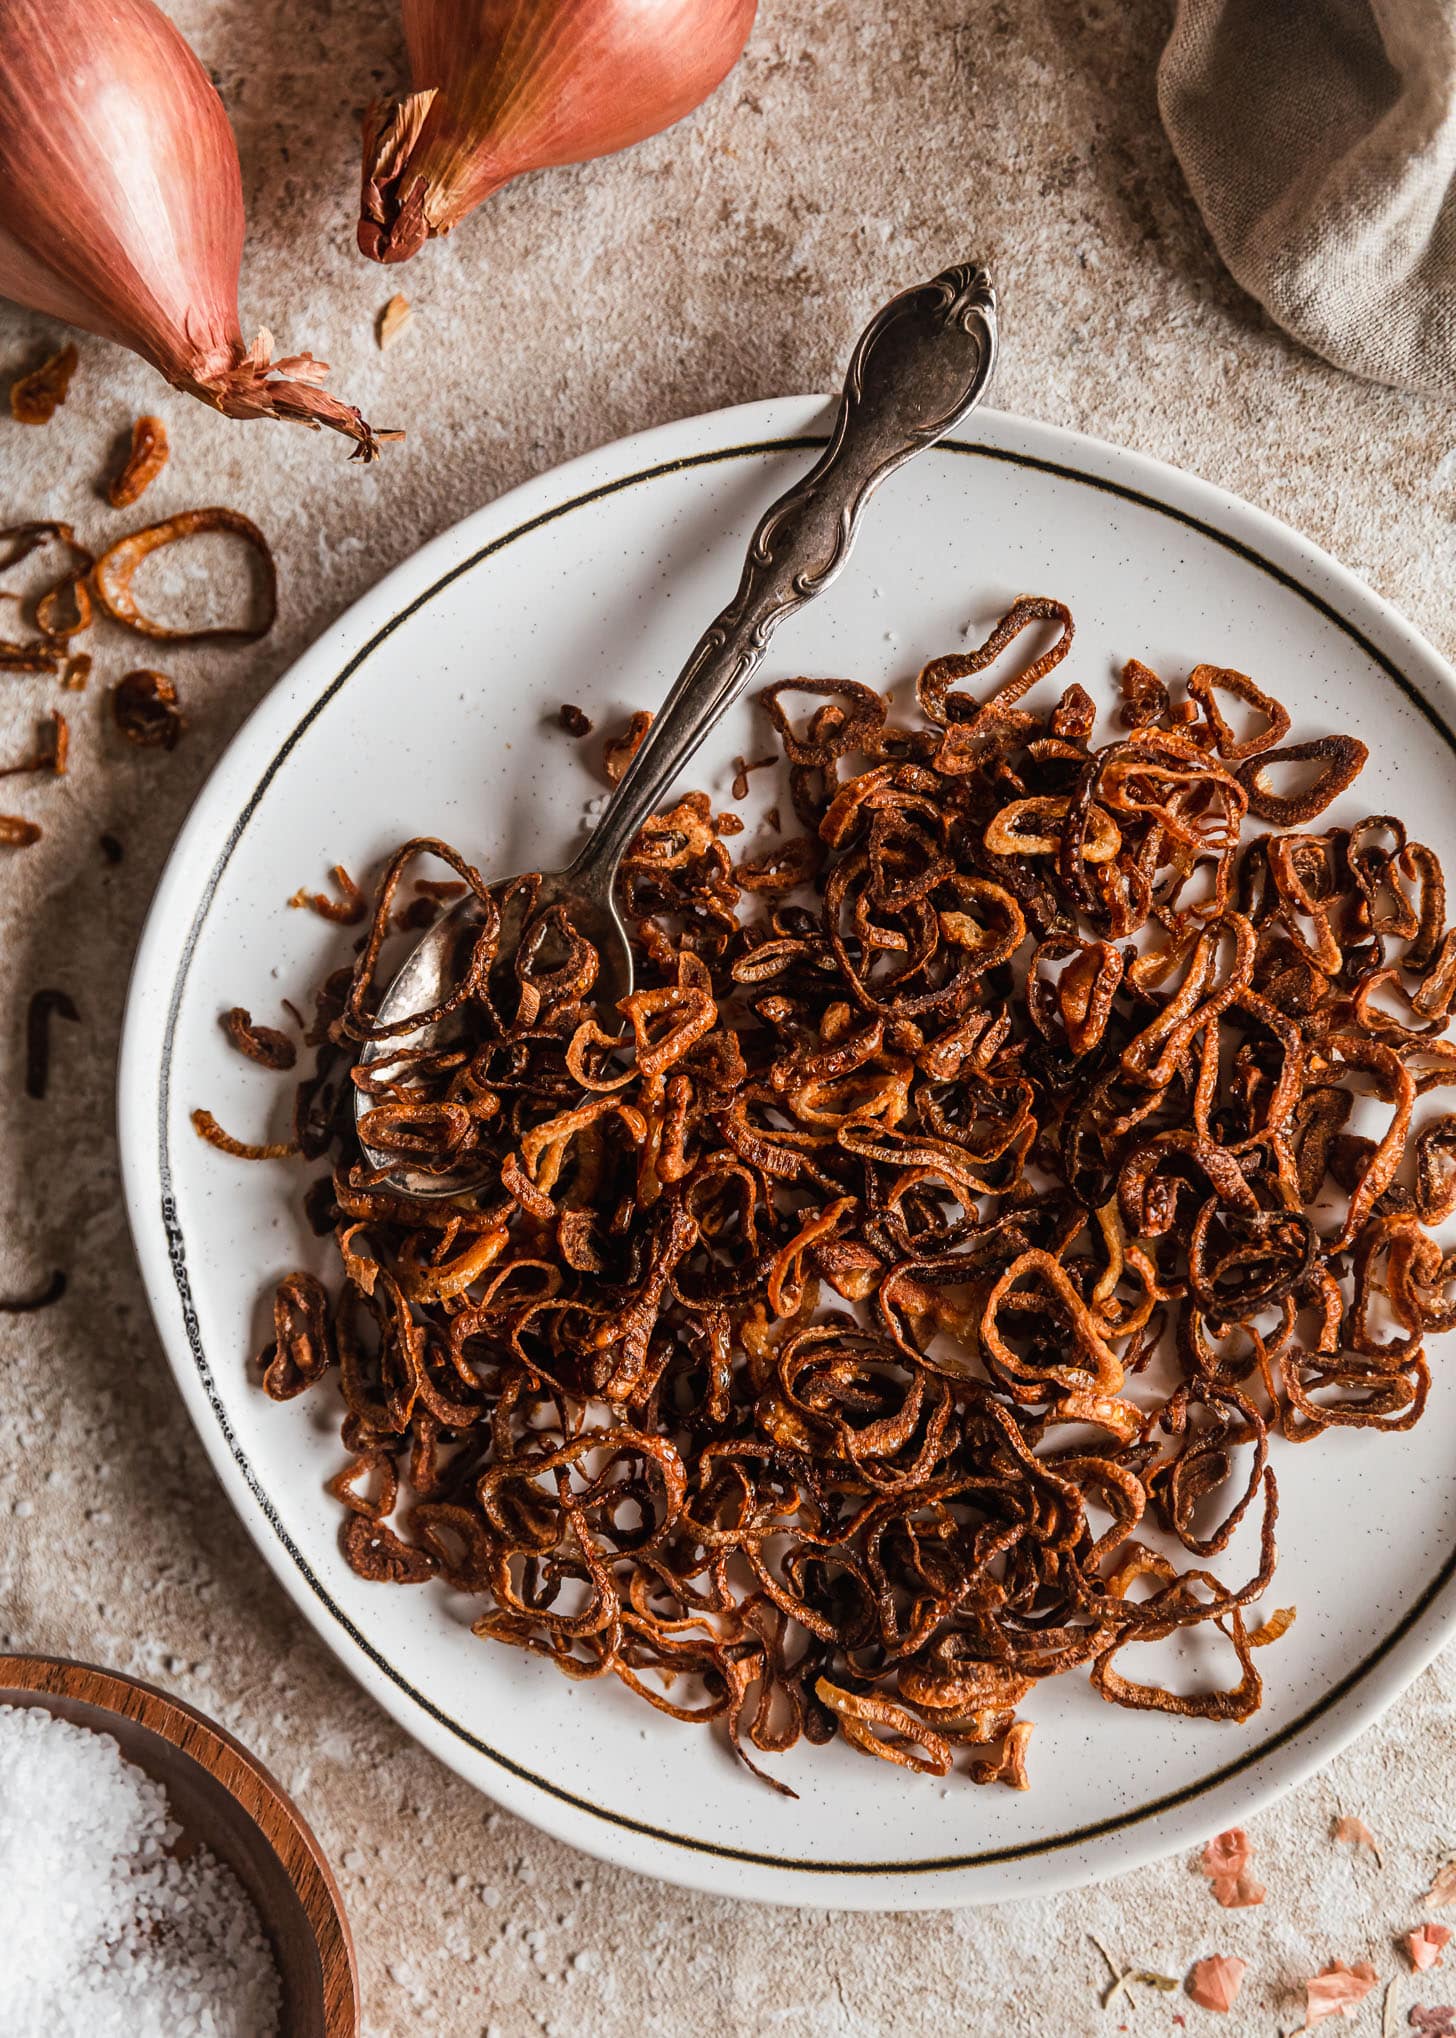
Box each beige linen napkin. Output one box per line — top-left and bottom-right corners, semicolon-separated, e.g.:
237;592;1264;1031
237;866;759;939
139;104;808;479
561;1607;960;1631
1159;0;1456;397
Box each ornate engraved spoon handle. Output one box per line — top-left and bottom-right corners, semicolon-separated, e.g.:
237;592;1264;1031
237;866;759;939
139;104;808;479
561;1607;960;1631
567;262;999;893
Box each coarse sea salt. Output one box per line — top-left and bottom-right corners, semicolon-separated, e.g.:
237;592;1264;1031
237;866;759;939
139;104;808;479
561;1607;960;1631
0;1701;282;2037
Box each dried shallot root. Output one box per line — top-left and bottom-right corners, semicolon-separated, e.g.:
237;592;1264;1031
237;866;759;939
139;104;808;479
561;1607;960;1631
223;598;1456;1793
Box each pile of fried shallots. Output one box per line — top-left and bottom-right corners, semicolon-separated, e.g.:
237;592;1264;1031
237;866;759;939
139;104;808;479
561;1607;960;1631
237;596;1456;1793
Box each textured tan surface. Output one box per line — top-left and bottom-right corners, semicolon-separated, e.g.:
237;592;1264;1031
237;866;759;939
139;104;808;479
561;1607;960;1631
3;3;1456;2032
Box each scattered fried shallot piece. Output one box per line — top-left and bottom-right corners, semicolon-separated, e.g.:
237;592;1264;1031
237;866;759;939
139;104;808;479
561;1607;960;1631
191;1108;298;1160
0;521;76;572
0;1270;65;1313
1249;1605;1297;1648
0;642;60;675
1187;1955;1247;2013
222;1007;297;1071
603;710;652;784
92;508;276;643
1408;1928;1453;1974
112;668;183;749
10;343;77;423
256;1270;334;1397
35;571;92;640
969;1720;1033;1789
731;753;775;801
0;712;67;777
0;816;41;847
288;865;366;924
25;988;79;1099
1238;736;1369;825
107;415;170;508
0;520;93;650
559;702;592;736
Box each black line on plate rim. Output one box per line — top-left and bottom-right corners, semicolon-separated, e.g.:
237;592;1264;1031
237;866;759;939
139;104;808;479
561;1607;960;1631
154;430;1456;1878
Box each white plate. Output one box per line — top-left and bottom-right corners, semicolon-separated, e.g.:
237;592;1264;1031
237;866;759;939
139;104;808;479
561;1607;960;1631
120;398;1456;1909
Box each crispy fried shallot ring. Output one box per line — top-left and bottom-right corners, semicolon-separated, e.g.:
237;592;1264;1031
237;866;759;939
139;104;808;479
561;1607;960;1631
92;508;277;643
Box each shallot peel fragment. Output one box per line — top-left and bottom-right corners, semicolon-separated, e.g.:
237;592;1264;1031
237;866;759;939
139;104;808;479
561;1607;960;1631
361;0;759;264
0;0;391;458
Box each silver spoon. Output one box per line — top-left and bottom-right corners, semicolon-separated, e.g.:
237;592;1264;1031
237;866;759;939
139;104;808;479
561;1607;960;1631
358;261;999;1195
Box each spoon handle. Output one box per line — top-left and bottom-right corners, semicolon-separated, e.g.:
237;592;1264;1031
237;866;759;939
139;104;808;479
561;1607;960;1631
567;261;998;891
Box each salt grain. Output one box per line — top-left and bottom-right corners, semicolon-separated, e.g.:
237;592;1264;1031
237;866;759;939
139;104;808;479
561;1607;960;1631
0;1702;282;2036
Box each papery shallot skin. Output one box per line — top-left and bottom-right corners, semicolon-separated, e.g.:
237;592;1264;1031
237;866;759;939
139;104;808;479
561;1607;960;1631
0;0;387;455
360;0;759;262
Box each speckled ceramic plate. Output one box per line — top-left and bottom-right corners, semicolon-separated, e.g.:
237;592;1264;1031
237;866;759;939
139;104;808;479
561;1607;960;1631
119;397;1456;1909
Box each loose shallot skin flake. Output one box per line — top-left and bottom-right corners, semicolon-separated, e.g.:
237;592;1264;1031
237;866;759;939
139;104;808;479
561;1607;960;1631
1201;1829;1267;1908
1302;1961;1379;2024
1409;2006;1456;2035
1187;1954;1246;2012
1408;1926;1454;1973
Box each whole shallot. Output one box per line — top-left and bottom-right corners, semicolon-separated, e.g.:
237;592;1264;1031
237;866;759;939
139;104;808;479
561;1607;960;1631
360;0;758;263
0;0;389;457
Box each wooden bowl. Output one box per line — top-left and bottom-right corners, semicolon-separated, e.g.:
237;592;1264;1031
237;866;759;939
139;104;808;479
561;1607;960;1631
0;1654;359;2036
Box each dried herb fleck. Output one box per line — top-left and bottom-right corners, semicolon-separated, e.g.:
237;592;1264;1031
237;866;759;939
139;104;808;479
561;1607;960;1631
288;864;366;925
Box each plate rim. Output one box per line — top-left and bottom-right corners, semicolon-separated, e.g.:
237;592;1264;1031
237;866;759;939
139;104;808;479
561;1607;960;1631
119;394;1456;1909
